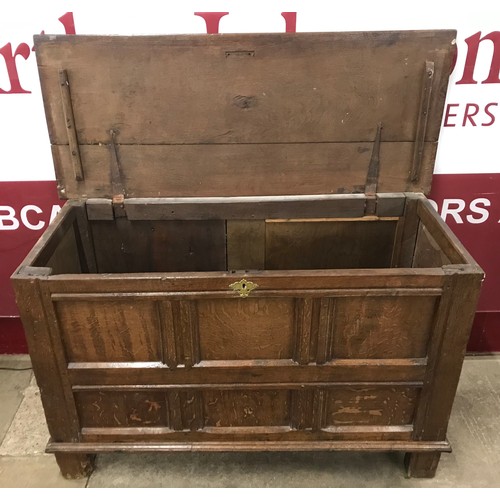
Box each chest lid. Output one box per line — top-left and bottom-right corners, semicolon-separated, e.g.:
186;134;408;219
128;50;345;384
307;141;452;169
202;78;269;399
34;31;456;200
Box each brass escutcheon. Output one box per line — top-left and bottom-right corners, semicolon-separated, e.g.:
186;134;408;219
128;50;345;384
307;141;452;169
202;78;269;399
228;278;258;298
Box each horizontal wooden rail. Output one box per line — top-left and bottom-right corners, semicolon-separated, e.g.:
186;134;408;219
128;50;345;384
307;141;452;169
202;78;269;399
47;439;452;454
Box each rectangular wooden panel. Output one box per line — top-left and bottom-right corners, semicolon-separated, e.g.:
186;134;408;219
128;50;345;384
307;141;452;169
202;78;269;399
56;300;161;362
197;298;295;360
75;391;167;427
203;390;290;427
43;222;82;274
150;220;227;273
413;224;452;268
91;219;151;273
265;220;397;270
325;387;420;426
226;220;265;270
332;295;438;358
91;219;226;273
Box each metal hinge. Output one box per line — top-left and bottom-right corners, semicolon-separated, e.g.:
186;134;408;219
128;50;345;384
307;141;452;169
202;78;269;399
109;129;127;218
364;122;383;215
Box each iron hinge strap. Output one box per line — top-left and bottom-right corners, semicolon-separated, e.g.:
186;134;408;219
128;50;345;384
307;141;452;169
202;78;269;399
365;122;383;215
109;129;126;217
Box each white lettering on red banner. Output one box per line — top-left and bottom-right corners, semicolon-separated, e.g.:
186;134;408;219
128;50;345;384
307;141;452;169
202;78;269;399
0;204;61;231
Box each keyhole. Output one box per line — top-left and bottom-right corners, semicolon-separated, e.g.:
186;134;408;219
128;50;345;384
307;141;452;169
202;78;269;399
242;283;246;289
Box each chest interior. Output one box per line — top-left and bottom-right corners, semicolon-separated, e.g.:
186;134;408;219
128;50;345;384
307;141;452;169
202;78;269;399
33;193;462;275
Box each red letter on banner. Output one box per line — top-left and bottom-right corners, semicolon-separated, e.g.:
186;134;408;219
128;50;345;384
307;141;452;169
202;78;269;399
281;12;297;33
0;43;31;94
456;31;500;84
194;12;229;34
58;12;76;34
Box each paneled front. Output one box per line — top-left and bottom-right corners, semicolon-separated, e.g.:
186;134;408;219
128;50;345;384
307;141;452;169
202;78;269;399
73;386;420;436
54;290;439;367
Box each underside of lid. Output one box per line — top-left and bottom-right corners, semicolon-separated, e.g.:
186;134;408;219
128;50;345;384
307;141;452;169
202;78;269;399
34;31;456;199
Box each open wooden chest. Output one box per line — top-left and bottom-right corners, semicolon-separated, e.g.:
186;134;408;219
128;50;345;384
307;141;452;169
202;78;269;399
12;31;483;479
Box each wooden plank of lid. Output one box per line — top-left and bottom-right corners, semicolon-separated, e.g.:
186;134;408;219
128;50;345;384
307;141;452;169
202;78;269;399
34;31;456;198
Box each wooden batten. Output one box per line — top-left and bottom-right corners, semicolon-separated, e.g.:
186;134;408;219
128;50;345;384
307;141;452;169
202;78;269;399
58;69;84;182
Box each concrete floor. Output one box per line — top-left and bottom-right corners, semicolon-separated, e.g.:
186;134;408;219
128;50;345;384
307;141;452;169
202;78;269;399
0;354;499;487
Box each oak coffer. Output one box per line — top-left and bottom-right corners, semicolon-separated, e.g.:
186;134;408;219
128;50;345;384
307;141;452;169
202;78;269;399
12;31;483;479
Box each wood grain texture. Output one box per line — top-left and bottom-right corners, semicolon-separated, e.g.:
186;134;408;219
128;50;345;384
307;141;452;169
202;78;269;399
54;453;95;479
411;267;483;443
332;295;438;358
75;391;167;427
73;204;98;273
44;221;82;275
11;278;81;444
123;195;371;221
52;142;438;199
226;220;265;270
203;390;290;427
265;220;397;270
416;198;477;265
157;301;178;368
405;451;442;478
67;360;427;386
413;224;451;268
176;301;200;367
35;32;454;149
90;219;226;273
41;267;445;293
48;440;452;453
290;390;314;430
398;193;424;267
294;298;314;364
149;220;227;273
316;298;335;364
325;387;419;426
179;391;204;430
85;199;113;220
77;424;414;442
198;298;295;360
29;203;78;269
55;300;161;362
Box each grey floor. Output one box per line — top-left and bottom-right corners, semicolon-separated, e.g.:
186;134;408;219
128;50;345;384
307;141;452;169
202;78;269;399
0;354;499;488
